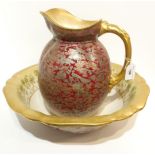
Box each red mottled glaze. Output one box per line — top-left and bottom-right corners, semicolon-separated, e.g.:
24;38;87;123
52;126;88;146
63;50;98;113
39;38;111;116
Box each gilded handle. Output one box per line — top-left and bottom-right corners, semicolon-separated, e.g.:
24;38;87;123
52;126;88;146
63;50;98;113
100;21;132;90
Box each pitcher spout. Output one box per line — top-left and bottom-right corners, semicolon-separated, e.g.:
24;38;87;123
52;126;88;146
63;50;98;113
41;8;102;41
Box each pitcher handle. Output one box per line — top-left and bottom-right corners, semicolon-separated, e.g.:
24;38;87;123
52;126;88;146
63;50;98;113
99;21;132;90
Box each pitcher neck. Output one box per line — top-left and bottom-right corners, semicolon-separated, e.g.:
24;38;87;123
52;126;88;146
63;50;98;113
48;23;101;42
55;37;98;43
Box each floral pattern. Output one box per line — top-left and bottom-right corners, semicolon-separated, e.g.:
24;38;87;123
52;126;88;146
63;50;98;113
18;70;38;105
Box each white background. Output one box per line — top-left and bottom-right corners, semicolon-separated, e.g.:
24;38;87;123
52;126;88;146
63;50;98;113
0;0;155;154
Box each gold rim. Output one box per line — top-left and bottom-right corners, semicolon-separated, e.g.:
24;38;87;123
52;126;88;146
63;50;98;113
3;64;150;126
41;8;101;31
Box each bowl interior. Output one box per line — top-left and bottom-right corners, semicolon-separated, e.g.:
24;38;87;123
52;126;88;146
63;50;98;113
18;65;136;116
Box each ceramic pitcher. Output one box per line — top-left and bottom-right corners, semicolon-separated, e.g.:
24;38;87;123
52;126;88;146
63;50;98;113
38;8;132;116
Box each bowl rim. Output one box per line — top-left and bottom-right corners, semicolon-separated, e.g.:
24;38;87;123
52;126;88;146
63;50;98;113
3;64;150;126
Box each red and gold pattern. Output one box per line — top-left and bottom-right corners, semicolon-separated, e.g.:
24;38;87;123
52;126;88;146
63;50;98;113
39;39;111;116
38;8;132;116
